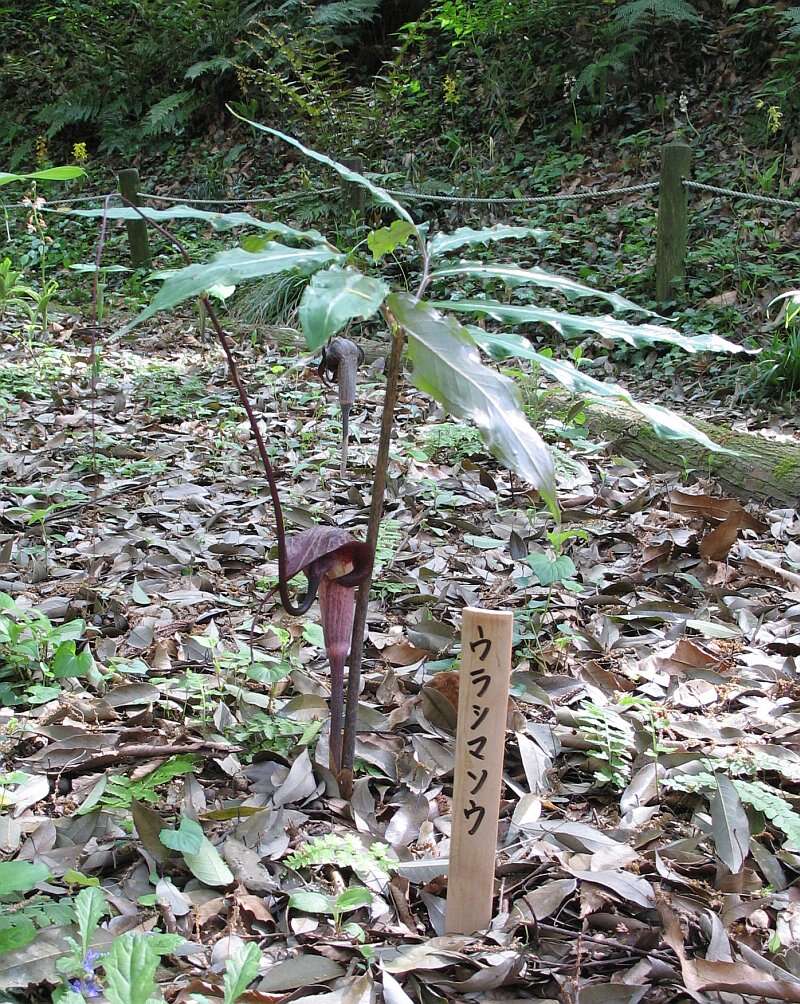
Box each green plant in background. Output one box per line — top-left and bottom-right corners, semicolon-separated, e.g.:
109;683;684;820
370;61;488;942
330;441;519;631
287;832;393;875
0;860;54;954
230;712;321;761
288;885;374;943
421;421;484;461
749;289;800;400
0;593;95;706
0;257;38;316
87;755;198;812
575;700;635;788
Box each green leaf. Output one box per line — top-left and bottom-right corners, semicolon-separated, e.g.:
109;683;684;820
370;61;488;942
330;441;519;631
367;220;416;261
223;941;262;1004
0;860;50;895
334;887;373;912
183;835;234;887
122;244;341;332
298;267;388;351
75;886;108;956
429;224;548;258
388;293;556;514
228;107;417;227
52;641;93;679
431;264;647;313
159;816;203;855
438;299;748;354
73;206;325;245
527;553;577;586
103;933;159;1004
469;328;738;454
288;890;333;914
0;167;87;186
0;917;36;954
710;773;750;875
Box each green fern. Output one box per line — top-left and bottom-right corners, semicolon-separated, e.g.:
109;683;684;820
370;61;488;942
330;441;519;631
576;42;639;98
614;0;700;27
141;91;198;136
184;56;235;80
575;701;635;789
668;771;800;850
311;0;382;29
780;7;800;37
375;518;402;569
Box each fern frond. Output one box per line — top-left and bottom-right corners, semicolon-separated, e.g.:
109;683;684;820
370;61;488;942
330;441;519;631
614;0;700;27
780;7;800;37
311;0;381;29
141;91;197;136
185;57;235;80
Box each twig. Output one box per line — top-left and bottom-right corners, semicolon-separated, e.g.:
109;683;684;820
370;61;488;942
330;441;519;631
29;742;237;776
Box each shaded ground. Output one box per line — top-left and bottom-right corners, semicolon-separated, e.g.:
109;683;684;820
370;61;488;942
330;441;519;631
1;300;800;1002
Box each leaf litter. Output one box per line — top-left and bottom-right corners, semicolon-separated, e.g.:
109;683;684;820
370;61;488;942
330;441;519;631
1;307;800;1003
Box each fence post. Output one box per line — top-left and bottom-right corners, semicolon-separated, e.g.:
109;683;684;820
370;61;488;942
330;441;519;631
655;142;692;303
118;167;150;267
341;157;366;215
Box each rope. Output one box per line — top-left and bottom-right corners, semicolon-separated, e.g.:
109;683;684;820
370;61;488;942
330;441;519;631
683;179;800;210
0;193;119;210
137;188;338;205
383;181;660;205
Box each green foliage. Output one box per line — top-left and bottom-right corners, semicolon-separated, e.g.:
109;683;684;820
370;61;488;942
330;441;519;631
141;91;199;137
99;755;198;810
422;423;484;461
575;700;635;788
286;833;393;874
289;885;373;931
0;593;93;706
748;292;800;400
118;121;744;515
668;772;800;850
613;0;700;28
228;713;321;761
223;942;262;1004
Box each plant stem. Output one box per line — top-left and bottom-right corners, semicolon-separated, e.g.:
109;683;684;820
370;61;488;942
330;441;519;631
339;310;405;797
115;198;315;616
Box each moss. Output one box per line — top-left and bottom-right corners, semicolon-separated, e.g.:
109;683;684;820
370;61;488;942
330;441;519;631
773;456;800;481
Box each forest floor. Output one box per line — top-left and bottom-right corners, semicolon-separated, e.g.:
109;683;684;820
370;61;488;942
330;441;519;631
1;286;800;1001
1;81;800;1000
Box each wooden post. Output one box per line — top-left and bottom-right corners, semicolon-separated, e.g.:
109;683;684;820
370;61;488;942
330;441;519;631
655;142;692;303
445;607;513;935
118;168;151;267
341;157;366;215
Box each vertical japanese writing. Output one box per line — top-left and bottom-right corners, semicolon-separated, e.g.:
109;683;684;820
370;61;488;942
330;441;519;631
463;624;493;834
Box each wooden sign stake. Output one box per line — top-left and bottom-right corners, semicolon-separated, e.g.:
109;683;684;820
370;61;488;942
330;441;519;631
445;606;513;935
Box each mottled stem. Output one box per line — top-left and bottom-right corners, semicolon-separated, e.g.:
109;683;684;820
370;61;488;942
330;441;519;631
339;312;405;797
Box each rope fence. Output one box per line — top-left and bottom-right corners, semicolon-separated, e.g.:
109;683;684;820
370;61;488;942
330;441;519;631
383;181;661;205
1;139;797;300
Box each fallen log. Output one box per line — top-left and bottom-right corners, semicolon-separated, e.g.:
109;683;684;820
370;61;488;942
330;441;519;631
540;392;800;507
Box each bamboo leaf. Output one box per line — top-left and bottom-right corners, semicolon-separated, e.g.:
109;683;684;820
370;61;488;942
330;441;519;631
122;244;341;332
388;293;557;514
431;263;647;313
73;205;326;244
228;106;416;227
299;267;388;350
0;167;87;186
471;328;737;453
435;298;748;354
429;224;548;258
